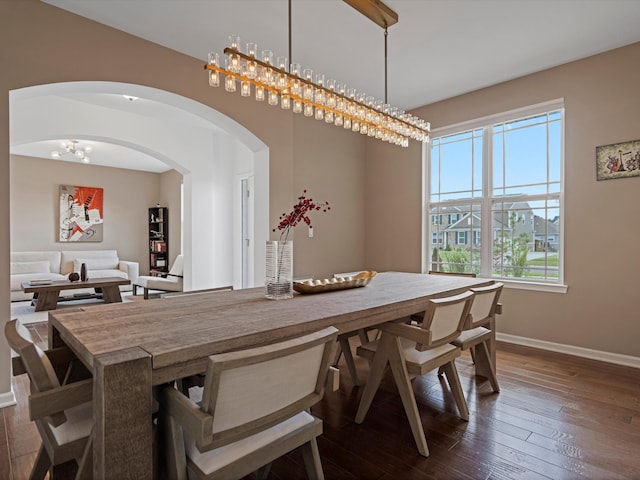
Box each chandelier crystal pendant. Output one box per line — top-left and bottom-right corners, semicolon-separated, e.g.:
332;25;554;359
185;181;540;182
204;1;430;147
51;140;92;163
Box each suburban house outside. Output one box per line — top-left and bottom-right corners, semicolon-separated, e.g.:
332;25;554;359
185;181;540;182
430;201;560;278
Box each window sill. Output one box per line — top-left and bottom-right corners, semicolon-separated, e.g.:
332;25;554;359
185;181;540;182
494;278;568;294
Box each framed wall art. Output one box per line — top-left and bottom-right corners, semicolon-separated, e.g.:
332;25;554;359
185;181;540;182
59;184;104;242
596;139;640;181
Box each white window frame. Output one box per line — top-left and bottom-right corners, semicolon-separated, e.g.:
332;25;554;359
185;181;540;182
423;99;567;293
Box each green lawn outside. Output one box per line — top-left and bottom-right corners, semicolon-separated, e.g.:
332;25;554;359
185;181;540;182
527;254;559;267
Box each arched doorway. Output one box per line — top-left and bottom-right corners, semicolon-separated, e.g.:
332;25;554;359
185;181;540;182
10;81;269;290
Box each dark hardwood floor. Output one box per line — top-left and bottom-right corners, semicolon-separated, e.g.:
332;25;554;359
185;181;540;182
2;322;639;479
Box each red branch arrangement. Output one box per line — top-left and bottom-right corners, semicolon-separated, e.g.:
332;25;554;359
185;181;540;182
273;190;330;244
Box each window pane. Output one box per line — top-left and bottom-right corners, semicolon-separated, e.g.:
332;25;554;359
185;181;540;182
492;199;559;280
428;105;563;284
430;148;440;201
430;129;482;201
430;204;480;275
494;124;549;195
549;118;562;187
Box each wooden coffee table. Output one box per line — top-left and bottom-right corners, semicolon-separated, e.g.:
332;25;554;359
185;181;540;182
21;277;131;311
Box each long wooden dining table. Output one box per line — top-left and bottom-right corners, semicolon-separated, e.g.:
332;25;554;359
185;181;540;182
47;271;493;479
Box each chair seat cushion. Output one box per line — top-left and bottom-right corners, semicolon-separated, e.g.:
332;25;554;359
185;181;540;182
399;338;458;366
49;401;93;446
185;411;316;474
135;275;182;290
359;337;459;366
451;327;491;348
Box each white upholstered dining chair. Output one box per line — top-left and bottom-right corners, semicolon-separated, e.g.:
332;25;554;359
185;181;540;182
355;290;475;457
158;326;338;480
447;282;503;392
5;319;93;480
134;254;184;299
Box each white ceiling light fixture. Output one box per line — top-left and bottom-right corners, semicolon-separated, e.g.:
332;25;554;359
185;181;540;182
51;140;92;164
205;0;429;148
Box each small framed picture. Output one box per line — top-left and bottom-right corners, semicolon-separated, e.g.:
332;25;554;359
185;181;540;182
596;139;640;181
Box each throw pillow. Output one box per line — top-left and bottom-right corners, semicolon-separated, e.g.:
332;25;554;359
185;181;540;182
73;257;119;272
11;261;50;275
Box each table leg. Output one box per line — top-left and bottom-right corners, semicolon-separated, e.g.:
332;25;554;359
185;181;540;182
101;285;123;304
354;333;391;424
33;289;60;311
94;348;153;479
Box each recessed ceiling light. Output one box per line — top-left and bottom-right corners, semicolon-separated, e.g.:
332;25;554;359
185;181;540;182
123;95;139;102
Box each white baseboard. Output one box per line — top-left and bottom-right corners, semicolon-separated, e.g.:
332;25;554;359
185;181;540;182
0;389;16;409
497;333;640;369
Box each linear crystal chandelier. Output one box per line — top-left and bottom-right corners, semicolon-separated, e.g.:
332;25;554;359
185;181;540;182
205;0;430;147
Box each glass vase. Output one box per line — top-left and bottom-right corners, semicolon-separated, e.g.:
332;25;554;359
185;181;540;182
265;240;293;300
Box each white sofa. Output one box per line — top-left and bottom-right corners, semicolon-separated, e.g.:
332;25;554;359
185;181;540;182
10;250;139;302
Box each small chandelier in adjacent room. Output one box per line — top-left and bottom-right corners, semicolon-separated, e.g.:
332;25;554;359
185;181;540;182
204;0;430;147
51;140;92;164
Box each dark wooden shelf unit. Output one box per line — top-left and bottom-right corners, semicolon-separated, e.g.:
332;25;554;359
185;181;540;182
148;207;168;275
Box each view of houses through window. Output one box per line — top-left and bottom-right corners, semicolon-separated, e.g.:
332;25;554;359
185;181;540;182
427;101;563;283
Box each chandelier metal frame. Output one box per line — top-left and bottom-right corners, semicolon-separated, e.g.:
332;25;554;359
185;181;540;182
204;0;430;147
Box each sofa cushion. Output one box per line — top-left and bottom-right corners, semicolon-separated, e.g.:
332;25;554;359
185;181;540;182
61;250;118;275
11;273;67;292
73;257;120;272
83;269;128;280
11;252;61;274
11;261;50;275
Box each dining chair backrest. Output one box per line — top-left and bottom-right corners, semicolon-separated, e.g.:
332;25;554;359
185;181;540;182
5;319;66;425
468;282;503;329
194;326;338;452
421;290;475;347
6;319;94;478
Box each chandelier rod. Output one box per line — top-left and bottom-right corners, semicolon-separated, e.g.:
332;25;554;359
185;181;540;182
384;24;388;104
288;0;292;66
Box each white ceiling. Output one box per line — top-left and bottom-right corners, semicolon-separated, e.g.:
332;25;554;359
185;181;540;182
12;0;640;172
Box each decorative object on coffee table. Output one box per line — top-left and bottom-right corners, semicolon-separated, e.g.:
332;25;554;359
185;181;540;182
267;190;330;300
68;272;80;282
80;262;88;281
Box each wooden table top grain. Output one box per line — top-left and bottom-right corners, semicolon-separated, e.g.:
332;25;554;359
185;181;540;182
49;272;491;374
47;271;492;479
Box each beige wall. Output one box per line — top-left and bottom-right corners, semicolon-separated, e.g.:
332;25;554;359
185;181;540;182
10;155;165;272
292;115;367;279
0;1;368;398
366;42;640;358
2;1;638;403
